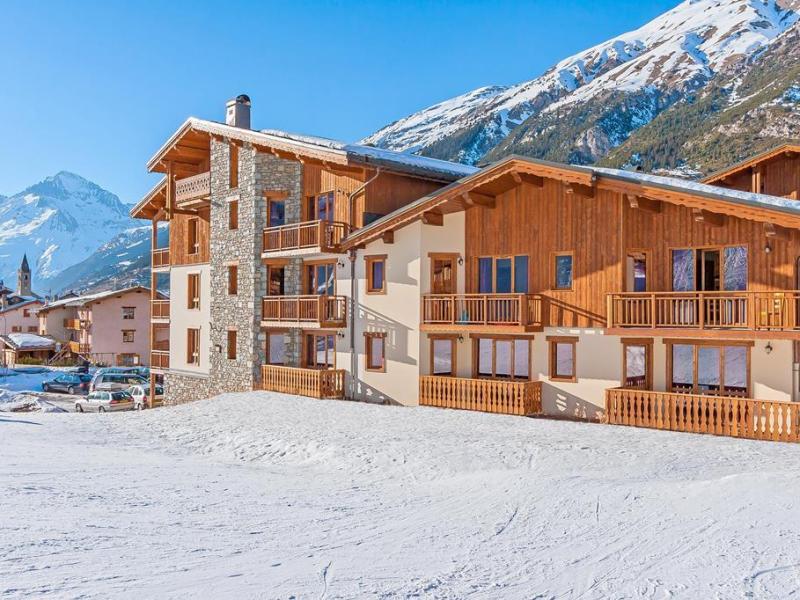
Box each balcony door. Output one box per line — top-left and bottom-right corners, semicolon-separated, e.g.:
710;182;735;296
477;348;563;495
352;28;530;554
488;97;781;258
625;251;648;292
306;262;335;296
307;191;336;223
431;254;458;294
477;256;529;293
622;340;652;390
268;199;285;228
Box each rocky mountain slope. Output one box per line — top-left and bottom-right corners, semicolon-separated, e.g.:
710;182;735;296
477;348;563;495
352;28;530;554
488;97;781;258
363;0;800;173
0;172;135;291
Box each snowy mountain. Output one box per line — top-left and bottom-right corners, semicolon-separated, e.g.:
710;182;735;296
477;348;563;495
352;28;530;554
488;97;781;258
363;0;800;170
0;172;135;290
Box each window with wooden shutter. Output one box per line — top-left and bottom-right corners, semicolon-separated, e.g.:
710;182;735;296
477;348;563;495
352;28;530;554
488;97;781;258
228;199;238;230
365;332;386;372
187;328;200;365
229;143;239;189
187;218;199;255
227;265;238;295
187;273;200;309
227;329;237;360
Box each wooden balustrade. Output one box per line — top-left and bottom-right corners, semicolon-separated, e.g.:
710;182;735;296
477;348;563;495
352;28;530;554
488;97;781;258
63;318;82;330
259;365;345;399
262;295;347;327
419;376;542;416
421;294;544;328
606;387;800;443
150;350;170;369
607;291;800;332
67;341;91;355
262;220;349;253
175;171;211;205
152;248;170;269
151;299;170;320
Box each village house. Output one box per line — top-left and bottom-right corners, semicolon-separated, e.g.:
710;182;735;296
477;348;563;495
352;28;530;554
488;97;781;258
0;255;44;335
131;96;800;442
0;332;55;366
38;286;152;366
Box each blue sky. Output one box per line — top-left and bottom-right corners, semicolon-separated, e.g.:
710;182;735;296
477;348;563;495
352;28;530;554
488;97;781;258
0;0;678;203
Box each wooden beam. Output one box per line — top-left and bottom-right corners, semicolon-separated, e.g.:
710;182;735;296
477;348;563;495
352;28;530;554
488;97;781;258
382;231;394;244
626;194;661;214
565;182;595;198
263;189;289;199
692;208;725;227
511;172;544;187
461;191;496;208
421;211;443;226
764;222;791;242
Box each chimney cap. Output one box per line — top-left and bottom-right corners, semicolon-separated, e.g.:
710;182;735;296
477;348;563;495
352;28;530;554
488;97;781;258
228;94;251;106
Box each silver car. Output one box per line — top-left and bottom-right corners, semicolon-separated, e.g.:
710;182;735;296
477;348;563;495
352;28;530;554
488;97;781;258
126;384;163;410
75;391;134;413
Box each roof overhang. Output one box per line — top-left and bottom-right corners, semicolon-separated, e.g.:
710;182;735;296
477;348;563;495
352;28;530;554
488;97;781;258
703;144;800;184
130;178;167;219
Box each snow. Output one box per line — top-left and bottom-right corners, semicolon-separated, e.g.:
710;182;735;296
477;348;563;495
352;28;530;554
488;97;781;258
3;333;54;349
2;392;800;598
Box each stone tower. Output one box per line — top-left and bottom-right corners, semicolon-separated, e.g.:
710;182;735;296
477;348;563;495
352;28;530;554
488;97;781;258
17;254;31;297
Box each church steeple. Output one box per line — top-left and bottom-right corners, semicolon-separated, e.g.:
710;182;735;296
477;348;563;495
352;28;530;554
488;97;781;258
17;254;31;297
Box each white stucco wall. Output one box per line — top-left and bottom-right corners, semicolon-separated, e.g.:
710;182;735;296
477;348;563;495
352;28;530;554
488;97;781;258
170;264;211;374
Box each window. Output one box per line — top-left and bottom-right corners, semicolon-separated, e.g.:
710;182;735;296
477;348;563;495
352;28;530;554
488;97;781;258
23;308;30;318
118;353;139;367
229;143;239;188
268;265;285;296
306;263;335;295
27;326;37;333
477;256;529;293
187;273;200;309
227;264;238;295
626;252;648;292
430;336;456;376
672;246;748;291
308;191;335;222
122;306;135;320
228;199;238;230
366;255;387;294
622;339;652;389
268;199;285;227
227;329;237;360
548;336;577;382
122;330;135;343
186;328;200;365
187;217;199;255
430;253;458;294
266;332;287;365
668;341;750;397
365;332;386;372
11;325;21;333
552;253;574;290
305;333;335;368
474;336;531;380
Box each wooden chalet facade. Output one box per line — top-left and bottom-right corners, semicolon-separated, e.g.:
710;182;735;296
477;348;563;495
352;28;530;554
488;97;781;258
704;144;800;199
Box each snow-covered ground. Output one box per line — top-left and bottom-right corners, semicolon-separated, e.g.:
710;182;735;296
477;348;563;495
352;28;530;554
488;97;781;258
2;392;800;598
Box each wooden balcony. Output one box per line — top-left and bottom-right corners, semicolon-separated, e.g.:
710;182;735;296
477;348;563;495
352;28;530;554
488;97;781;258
259;365;345;399
150;350;170;370
63;318;83;330
67;341;91;355
606;387;800;443
262;220;349;255
152;248;170;269
421;294;544;333
419;376;542;416
261;295;347;328
606;291;800;339
151;299;170;320
175;171;210;207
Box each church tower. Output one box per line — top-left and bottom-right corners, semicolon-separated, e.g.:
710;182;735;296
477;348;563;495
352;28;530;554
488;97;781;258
17;254;31;297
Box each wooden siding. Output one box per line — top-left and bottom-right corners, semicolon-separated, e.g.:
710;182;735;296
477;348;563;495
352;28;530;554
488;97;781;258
711;153;800;199
364;172;442;224
169;208;210;265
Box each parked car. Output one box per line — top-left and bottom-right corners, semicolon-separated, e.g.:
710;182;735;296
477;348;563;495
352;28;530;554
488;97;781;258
75;390;134;413
102;366;150;378
42;373;91;395
90;371;148;392
126;384;163;410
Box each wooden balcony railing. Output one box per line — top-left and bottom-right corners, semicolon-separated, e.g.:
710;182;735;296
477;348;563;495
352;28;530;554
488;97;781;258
67;341;91;355
421;294;544;328
150;350;170;370
259;365;345;399
152;248;170;269
63;318;83;330
419;376;542;416
151;299;170;320
262;295;347;327
262;220;349;254
607;291;800;331
606;387;800;443
175;171;211;205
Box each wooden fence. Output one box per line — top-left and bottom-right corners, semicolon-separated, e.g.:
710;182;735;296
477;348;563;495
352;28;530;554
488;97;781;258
259;365;345;399
606;387;800;443
419;376;542;416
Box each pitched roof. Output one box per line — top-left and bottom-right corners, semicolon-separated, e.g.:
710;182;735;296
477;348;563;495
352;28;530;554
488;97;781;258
0;333;55;350
702;143;800;184
20;253;29;272
342;156;800;249
38;286;151;313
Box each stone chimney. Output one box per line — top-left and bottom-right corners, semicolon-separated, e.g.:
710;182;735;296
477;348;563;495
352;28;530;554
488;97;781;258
225;94;251;129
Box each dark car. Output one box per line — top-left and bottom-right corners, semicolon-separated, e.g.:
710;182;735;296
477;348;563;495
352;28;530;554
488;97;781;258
42;373;91;395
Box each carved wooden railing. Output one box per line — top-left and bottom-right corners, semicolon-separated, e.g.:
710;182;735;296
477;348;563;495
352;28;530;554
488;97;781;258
606;387;800;443
419;376;542;416
151;300;170;320
262;295;347;327
607;291;800;331
421;294;544;328
259;365;345;399
262;220;349;253
175;171;211;205
152;248;170;269
150;350;170;369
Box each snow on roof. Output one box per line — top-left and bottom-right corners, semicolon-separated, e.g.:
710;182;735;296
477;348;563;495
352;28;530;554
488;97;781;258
40;286;147;312
0;298;42;314
3;333;55;350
